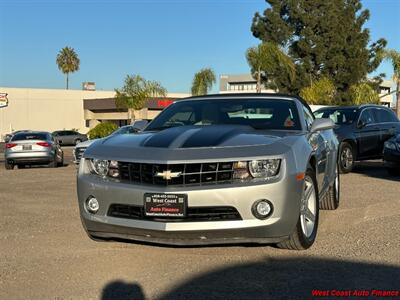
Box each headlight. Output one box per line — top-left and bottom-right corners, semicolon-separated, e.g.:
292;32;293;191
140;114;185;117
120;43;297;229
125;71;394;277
384;142;397;151
89;159;120;178
249;159;281;178
90;159;109;176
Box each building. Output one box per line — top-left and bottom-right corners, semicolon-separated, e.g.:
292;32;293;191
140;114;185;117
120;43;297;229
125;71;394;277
378;80;394;107
219;74;396;108
219;74;275;94
83;93;190;128
0;87;189;141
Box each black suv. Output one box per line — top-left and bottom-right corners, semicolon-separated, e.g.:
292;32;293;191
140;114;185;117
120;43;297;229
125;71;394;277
315;105;400;173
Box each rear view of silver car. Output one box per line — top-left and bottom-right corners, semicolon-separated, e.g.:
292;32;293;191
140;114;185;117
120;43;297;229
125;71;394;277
4;131;64;170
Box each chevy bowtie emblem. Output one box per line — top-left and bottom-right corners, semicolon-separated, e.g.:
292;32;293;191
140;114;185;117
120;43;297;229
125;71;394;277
155;170;182;180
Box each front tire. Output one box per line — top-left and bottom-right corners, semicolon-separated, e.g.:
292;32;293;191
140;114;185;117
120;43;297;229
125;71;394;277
320;164;340;210
339;142;354;173
277;166;319;250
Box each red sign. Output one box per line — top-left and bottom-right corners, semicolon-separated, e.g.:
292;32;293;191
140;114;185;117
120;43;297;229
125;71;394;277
157;99;174;108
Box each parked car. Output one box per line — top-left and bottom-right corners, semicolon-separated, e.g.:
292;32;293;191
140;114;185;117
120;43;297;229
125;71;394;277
315;105;400;173
383;134;400;175
77;93;340;250
4;130;32;143
52;130;88;146
5;131;63;169
73;125;140;164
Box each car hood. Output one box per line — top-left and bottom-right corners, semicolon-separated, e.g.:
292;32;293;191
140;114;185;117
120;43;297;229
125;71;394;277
84;125;305;163
75;139;98;148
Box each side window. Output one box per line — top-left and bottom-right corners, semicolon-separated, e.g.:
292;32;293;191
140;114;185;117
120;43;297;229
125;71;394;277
375;108;398;123
303;106;314;130
168;110;194;124
359;109;375;125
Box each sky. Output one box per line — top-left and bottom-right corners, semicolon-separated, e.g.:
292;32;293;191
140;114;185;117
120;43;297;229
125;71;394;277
0;0;399;94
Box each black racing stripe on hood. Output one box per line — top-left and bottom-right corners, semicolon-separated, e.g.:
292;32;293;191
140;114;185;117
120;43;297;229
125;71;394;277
181;126;247;148
143;125;253;148
142;126;189;148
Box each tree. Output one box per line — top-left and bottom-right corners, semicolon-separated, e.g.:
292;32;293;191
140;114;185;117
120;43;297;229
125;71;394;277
191;68;216;96
384;49;400;117
115;75;167;122
56;47;80;89
246;42;295;93
349;82;380;105
251;0;386;103
300;77;336;105
88;122;118;139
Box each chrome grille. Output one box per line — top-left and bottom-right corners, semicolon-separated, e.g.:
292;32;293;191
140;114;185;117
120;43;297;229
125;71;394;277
118;161;235;186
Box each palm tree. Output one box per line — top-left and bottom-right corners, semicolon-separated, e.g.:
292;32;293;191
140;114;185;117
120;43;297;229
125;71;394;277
56;47;80;89
115;74;167;122
246;42;295;93
384;49;400;117
191;68;216;96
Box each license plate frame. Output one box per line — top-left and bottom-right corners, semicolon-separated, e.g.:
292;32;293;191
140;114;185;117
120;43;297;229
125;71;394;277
144;193;187;218
23;145;32;150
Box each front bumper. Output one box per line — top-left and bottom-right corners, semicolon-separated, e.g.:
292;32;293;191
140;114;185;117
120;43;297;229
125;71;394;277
77;163;303;245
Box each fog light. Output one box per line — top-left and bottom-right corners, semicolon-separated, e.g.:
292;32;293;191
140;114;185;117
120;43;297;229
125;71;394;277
86;196;99;214
252;200;273;219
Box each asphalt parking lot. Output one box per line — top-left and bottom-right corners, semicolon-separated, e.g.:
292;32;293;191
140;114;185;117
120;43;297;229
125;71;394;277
0;147;399;299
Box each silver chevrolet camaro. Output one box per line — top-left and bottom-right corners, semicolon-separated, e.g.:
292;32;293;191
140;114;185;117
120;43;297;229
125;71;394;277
77;94;339;250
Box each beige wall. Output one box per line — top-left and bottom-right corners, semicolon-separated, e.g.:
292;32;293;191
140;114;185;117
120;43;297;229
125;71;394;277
0;87;115;140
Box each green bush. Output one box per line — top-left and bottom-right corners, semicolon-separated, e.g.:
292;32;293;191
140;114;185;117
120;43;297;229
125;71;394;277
300;77;336;105
87;122;118;139
349;82;380;105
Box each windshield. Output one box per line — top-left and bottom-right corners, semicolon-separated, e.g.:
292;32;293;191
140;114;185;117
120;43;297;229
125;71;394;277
146;99;301;131
314;108;357;125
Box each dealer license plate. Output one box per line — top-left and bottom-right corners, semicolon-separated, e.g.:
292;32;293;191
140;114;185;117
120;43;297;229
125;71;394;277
144;193;187;217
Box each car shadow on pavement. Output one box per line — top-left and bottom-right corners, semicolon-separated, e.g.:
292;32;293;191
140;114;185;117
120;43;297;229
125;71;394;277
352;160;400;182
101;257;400;300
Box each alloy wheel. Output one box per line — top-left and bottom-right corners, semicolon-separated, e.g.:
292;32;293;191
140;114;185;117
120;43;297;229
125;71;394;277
300;175;317;238
341;147;353;170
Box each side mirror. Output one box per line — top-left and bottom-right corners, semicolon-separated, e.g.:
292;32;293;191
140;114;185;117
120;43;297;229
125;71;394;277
132;119;149;132
310;118;335;133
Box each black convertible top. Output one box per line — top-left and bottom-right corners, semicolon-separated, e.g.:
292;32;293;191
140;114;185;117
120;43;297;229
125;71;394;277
181;93;313;116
